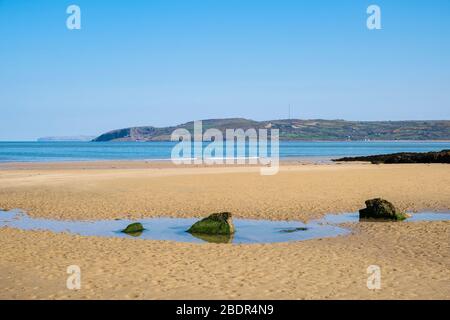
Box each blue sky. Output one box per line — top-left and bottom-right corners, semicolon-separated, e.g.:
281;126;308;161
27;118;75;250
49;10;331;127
0;0;449;140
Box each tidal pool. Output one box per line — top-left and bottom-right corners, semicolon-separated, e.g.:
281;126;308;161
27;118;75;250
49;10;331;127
0;210;449;244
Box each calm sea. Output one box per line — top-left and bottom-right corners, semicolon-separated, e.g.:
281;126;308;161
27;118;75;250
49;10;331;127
0;141;449;162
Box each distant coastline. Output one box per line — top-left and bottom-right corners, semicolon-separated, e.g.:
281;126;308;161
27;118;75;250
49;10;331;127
37;135;96;142
2;139;450;143
91;118;450;142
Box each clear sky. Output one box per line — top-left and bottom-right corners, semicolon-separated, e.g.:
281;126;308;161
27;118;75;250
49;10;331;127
1;0;449;140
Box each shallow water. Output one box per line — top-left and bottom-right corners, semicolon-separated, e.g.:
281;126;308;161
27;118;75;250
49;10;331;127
321;212;450;223
1;210;449;244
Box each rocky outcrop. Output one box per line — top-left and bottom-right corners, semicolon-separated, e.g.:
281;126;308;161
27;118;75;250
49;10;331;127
121;222;145;234
187;212;235;235
92;127;164;142
333;150;450;164
359;198;409;220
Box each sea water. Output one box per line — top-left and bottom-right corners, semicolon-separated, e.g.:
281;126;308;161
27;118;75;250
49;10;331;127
0;141;449;162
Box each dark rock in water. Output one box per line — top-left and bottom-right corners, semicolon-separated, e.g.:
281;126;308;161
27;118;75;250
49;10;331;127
333;149;450;164
187;212;235;235
122;222;145;234
359;198;408;220
279;227;308;233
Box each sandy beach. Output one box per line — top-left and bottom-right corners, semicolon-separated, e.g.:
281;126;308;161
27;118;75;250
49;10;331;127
0;161;449;299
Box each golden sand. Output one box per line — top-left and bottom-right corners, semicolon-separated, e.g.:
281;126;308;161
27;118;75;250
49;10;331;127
0;161;449;299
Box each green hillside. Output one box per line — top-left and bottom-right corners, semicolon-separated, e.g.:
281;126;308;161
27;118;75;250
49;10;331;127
93;118;450;142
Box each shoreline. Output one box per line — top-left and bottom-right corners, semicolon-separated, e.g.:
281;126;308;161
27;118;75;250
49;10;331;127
0;158;335;170
3;139;450;142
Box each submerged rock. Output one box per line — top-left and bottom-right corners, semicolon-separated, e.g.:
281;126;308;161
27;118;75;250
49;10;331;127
187;212;235;235
122;222;145;234
359;198;408;221
279;227;308;233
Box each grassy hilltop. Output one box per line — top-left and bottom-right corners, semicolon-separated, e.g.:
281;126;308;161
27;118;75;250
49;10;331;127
93;118;450;142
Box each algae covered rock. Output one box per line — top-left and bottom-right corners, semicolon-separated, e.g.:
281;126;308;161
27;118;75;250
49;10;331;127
187;212;235;235
121;222;145;234
359;198;408;220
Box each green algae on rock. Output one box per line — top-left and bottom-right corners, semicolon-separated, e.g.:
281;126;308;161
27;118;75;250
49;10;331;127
187;212;235;235
359;198;409;221
122;222;145;234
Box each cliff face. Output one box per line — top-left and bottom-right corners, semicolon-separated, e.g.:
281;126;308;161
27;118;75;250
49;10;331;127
93;128;132;142
92;118;450;142
93;127;159;142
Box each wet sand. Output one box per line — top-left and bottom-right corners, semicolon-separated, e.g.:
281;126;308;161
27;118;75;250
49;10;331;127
0;161;449;299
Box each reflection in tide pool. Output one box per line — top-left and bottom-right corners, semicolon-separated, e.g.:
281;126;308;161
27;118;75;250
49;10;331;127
0;210;449;244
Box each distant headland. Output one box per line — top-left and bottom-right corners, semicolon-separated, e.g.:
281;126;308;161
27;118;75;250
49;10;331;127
37;135;96;142
92;118;450;142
